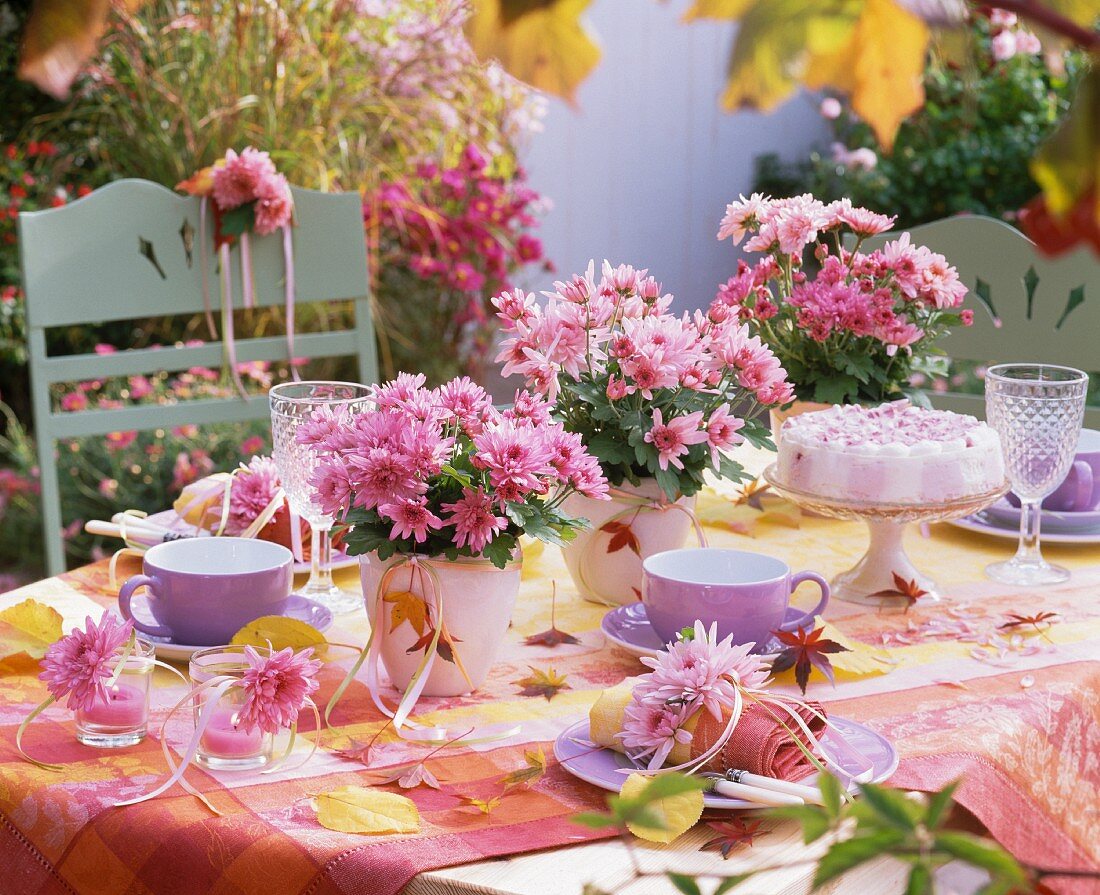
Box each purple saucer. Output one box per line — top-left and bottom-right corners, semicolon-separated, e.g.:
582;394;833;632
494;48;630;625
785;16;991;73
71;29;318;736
983;498;1100;533
554;718;898;808
601;603;794;659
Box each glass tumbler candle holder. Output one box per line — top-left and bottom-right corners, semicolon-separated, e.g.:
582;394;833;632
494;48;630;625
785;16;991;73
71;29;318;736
75;638;155;748
189;646;274;771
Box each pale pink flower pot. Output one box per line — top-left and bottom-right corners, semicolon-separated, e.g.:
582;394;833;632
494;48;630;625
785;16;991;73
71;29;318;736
561;478;697;606
361;552;521;697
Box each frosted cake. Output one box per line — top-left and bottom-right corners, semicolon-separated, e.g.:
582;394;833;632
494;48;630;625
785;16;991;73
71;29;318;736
776;401;1005;504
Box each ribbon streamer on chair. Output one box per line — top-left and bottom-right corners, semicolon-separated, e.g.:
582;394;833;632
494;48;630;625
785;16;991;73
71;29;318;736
576;485;709;606
325;555;520;747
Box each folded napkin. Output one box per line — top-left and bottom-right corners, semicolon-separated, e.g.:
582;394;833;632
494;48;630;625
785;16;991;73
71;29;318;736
589;678;827;782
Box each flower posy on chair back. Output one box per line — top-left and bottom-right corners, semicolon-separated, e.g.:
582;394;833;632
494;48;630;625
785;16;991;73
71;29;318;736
302;374;609;565
492;261;794;502
714;195;972;406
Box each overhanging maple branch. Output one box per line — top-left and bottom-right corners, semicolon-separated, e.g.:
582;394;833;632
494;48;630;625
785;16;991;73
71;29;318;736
975;0;1100;50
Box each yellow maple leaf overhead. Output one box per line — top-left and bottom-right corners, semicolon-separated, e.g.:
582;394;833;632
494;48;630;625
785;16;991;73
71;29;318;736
313;786;421;835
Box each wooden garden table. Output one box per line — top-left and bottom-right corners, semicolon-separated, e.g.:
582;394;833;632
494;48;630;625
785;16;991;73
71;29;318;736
3;463;1099;895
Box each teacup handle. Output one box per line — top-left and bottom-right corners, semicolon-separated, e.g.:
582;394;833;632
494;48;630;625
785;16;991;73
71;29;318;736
781;571;830;632
118;574;173;638
1067;460;1093;512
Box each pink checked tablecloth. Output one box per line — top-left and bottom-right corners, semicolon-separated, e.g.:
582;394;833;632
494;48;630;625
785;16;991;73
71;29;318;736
2;490;1100;895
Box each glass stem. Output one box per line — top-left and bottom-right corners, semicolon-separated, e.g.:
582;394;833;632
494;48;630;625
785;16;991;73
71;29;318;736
1015;498;1044;567
307;524;334;592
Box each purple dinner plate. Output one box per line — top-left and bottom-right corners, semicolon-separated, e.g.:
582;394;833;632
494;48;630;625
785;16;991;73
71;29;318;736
983;498;1100;533
554;717;898;809
601;603;793;660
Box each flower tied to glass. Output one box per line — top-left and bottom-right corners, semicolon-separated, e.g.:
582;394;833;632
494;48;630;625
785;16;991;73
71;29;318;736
117;645;322;814
615;621;873;782
176;148;298;399
19;615;137;769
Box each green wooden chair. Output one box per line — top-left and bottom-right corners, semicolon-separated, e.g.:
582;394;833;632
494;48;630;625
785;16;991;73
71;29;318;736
18;178;377;574
861;215;1099;426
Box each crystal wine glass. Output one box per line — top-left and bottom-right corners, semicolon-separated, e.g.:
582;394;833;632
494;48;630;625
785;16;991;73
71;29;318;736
269;381;372;614
985;364;1088;586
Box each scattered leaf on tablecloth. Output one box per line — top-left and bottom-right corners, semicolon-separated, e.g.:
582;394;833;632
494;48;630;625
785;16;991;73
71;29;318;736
524;582;580;647
384;590;428;636
770;625;849;695
620;772;704;844
231;616;326;652
601;519;641;556
378;762;441;790
999;612;1059;637
313;786;420;834
461;793;502;820
501;745;547;791
0;599;64;663
514;666;571;701
700;818;768;858
869;572;928;611
817;622;892;676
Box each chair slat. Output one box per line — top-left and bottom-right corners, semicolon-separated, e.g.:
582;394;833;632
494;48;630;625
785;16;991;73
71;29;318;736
48;395;272;439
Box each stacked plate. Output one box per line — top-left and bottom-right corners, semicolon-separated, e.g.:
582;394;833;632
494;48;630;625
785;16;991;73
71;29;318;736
950;497;1100;545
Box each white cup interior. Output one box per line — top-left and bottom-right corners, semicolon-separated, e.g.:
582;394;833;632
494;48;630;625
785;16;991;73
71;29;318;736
145;538;292;575
643;548;788;585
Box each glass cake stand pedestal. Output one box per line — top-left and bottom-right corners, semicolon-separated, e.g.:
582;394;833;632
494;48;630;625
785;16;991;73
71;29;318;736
764;465;1009;607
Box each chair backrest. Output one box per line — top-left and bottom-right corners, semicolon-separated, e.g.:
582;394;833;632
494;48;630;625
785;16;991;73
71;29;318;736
861;215;1099;426
18;178;377;573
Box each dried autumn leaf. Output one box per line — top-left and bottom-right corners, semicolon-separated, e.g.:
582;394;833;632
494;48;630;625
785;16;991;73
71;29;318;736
230;616;327;652
700;817;768;858
461;793;502;820
17;0;112;100
384;590;428;636
869;572;929;611
620;772;704;844
501;745;547;790
0;598;64;663
514;666;571;701
770;625;850;695
999;612;1060;636
817;622;892;676
524;582;580;647
313;786;420;835
464;0;601;105
378;762;441;791
601;519;641;556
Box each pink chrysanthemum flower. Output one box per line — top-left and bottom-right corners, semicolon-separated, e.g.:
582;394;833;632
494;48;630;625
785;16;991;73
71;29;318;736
212;147;278;210
39;615;134;711
643;408;707;471
253;173;294;235
717;192;769;244
379;496;443;543
704;404;745;467
236;645;321;734
618;693;695;769
226;455;281;534
442;486;508;553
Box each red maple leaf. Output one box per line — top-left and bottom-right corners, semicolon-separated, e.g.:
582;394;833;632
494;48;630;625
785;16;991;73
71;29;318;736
525;581;580;647
601;519;641;556
998;611;1059;634
870;572;929;611
770;625;849;695
700;818;768;858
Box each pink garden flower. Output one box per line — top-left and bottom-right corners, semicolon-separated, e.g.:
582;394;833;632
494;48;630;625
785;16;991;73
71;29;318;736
253;174;294;235
644;408;707;471
618;693;695;769
379;496;443;543
442;487;508;553
212;148;278;210
39;615;134;712
235;645;321;734
717;193;769;244
704;404;745;466
226;455;281;534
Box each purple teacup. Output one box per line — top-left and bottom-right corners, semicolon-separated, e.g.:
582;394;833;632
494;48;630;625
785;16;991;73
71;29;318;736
118;539;293;646
641;548;829;650
1007;428;1100;512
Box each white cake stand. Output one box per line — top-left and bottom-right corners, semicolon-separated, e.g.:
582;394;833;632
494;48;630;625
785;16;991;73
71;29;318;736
764;465;1009;607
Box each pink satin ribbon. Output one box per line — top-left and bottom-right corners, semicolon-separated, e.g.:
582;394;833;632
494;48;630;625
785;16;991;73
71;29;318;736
239;232;255;310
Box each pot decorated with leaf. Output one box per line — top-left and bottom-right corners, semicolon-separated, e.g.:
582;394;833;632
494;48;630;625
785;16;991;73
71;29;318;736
492;260;794;605
301;374;608;698
712;194;974;437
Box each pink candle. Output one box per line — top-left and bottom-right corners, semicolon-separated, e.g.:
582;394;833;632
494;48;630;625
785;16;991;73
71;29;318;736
199;707;264;758
80;683;147;727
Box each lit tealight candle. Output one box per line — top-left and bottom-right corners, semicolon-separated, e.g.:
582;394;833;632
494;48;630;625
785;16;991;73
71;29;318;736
199;707;264;759
80;682;147;728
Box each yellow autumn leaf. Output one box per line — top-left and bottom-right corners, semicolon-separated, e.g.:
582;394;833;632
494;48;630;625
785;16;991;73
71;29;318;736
682;0;756;20
313;786;421;835
0;599;63;662
1031;67;1099;217
464;0;601;104
620;772;704;844
383;590;427;636
818;621;892;676
805;0;929;149
230;616;327;653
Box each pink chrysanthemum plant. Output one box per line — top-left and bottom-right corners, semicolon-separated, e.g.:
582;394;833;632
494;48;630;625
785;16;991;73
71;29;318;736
714;194;973;406
19;614;139;769
492;262;794;502
301;374;610;568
